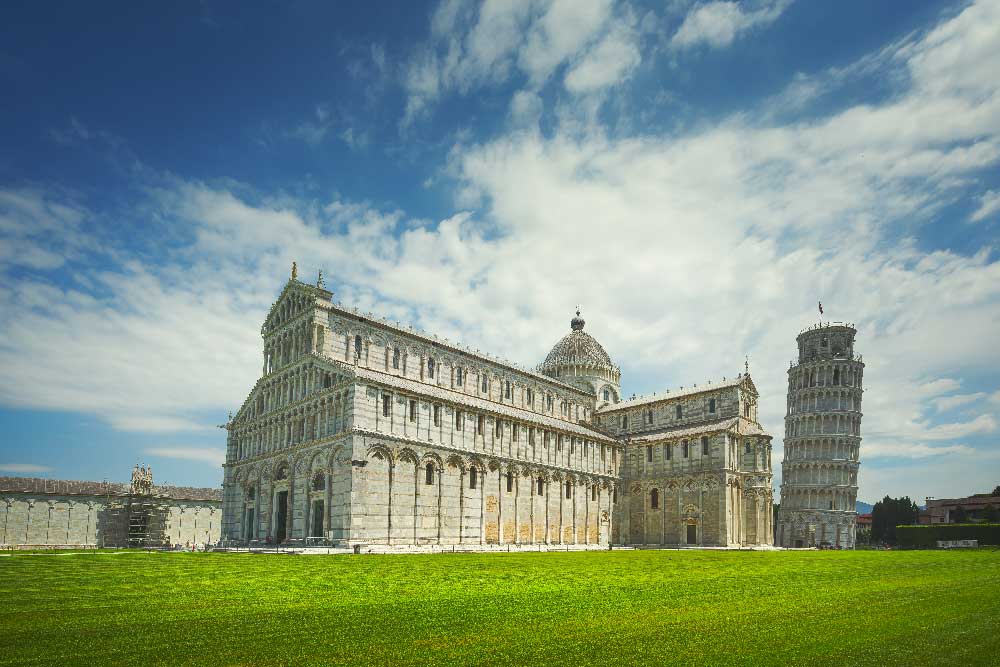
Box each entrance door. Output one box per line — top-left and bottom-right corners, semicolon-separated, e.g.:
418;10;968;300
686;523;697;545
275;491;288;543
311;500;324;538
244;508;255;541
794;539;803;548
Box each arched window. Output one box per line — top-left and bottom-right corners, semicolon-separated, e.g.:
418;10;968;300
354;335;363;359
392;347;400;369
565;481;572;499
456;367;464;385
646;409;653;425
650;488;659;509
646;445;653;462
537;478;544;495
833;368;840;385
709;398;716;413
469;468;477;489
246;486;256;500
427;357;435;378
621;415;628;429
425;463;435;485
675;405;682;419
506;472;513;493
603;388;610;401
504;381;512;399
665;443;672;460
682;441;689;458
481;376;488;393
701;436;709;456
592;485;597;501
312;473;325;491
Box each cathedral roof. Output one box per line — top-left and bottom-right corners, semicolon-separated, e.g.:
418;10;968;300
623;417;770;444
541;311;615;370
596;374;755;413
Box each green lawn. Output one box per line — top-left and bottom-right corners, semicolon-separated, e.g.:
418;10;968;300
1;549;999;666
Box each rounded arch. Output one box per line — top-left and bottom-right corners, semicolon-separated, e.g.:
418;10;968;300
396;448;420;466
445;454;467;472
366;443;394;465
420;451;444;470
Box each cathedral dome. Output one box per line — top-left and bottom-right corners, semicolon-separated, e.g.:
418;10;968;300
539;311;621;403
543;312;614;369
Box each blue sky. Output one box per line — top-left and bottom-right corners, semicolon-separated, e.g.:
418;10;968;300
1;0;999;503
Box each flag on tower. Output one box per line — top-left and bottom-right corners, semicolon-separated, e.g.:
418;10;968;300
818;301;824;315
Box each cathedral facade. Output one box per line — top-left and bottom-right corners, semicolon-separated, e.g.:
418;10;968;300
221;273;774;548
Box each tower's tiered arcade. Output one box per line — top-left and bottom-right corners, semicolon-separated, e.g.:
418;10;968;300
777;322;863;548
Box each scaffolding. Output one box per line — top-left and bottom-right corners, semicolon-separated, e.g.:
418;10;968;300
104;494;168;548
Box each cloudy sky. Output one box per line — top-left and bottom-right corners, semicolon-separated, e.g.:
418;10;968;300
1;0;999;503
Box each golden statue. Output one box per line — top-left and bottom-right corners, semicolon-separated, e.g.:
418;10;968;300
291;261;298;281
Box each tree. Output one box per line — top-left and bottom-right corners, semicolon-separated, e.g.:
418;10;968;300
983;504;999;523
992;485;1000;497
871;496;919;545
951;506;968;523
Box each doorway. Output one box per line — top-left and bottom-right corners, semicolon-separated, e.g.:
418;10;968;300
275;491;288;543
244;508;255;541
686;523;697;545
311;500;324;538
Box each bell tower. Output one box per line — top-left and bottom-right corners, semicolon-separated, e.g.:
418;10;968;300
776;321;864;548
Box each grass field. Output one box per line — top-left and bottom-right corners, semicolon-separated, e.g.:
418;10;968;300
2;549;999;666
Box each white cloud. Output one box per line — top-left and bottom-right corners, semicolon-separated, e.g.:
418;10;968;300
933;392;987;412
971;190;1000;222
0;463;53;474
671;0;790;50
403;0;630;121
921;414;997;441
863;441;975;459
509;90;544;128
145;447;226;466
564;19;641;94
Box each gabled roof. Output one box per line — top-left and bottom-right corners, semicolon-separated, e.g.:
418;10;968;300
623;417;770;444
597;374;756;414
261;279;333;334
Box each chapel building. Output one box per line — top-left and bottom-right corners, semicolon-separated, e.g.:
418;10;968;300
221;271;774;548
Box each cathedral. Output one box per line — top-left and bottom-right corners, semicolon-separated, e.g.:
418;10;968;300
221;270;774;548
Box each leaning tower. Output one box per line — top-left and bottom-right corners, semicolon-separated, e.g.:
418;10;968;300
777;322;863;548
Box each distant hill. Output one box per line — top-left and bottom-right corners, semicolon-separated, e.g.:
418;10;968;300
856;501;873;514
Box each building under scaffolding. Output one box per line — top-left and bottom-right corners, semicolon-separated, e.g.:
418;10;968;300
1;466;222;549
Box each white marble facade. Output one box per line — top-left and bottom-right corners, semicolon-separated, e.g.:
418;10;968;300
776;323;863;548
222;274;774;548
